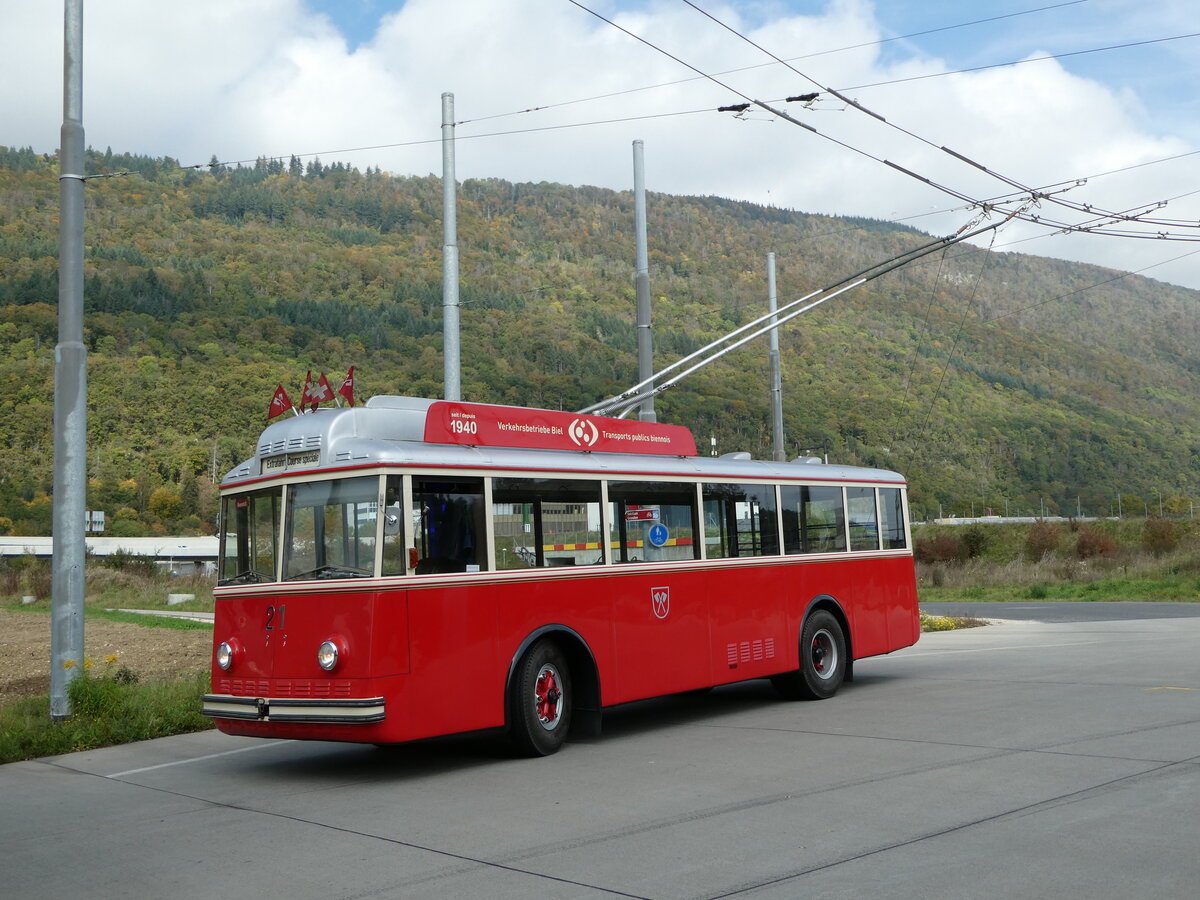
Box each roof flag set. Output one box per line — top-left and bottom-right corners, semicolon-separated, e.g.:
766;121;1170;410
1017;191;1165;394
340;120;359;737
267;368;356;420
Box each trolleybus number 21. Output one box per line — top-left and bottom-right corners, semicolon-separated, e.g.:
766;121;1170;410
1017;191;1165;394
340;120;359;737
264;604;286;632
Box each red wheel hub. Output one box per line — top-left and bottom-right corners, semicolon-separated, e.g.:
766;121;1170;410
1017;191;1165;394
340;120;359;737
535;668;560;725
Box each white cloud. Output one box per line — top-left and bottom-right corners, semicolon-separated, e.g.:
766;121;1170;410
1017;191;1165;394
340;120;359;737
4;0;1199;288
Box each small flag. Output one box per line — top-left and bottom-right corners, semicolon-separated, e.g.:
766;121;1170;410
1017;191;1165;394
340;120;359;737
300;370;315;410
268;384;293;420
337;366;356;407
313;372;335;409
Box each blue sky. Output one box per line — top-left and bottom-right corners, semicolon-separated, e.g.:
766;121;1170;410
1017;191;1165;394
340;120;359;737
5;0;1200;287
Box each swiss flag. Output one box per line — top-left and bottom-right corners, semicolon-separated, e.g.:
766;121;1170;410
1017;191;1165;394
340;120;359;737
312;372;335;408
337;366;355;407
300;370;315;409
268;384;293;420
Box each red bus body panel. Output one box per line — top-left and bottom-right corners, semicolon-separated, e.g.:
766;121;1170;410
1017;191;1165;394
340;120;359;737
211;554;918;744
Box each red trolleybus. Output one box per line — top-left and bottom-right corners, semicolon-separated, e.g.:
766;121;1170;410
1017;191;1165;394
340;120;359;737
204;397;919;756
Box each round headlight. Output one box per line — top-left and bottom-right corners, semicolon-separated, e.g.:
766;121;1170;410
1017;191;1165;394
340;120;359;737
216;641;235;671
317;640;340;671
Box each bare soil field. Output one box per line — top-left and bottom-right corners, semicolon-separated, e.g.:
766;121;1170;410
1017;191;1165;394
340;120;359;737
1;609;212;705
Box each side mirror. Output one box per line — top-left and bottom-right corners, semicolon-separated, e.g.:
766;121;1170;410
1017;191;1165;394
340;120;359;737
383;504;401;536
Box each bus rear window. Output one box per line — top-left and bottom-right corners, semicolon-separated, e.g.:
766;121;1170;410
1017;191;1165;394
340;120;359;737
880;487;907;549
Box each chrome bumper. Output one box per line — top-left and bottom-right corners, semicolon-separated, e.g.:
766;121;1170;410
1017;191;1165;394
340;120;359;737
202;694;385;724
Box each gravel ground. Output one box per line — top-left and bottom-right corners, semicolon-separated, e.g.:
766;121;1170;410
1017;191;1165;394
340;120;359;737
1;609;212;705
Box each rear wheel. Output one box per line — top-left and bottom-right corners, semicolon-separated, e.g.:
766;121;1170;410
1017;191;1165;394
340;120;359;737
772;609;847;700
509;639;572;757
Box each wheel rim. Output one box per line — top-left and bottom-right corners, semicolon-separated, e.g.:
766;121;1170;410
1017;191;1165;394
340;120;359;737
534;663;564;731
809;628;838;681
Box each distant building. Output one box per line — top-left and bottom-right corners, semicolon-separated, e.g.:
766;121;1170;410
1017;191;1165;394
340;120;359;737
0;536;219;576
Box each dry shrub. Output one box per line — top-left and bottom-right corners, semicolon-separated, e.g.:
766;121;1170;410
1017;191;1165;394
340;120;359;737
1142;517;1178;557
0;564;20;595
1025;522;1060;560
915;534;961;564
1075;525;1117;560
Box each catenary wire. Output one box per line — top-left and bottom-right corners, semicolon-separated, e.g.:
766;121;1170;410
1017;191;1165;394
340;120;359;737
677;0;1200;235
455;0;1093;126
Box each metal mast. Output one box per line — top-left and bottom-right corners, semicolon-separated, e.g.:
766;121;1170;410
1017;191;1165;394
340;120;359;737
51;0;87;719
633;140;655;422
767;253;784;461
441;92;461;401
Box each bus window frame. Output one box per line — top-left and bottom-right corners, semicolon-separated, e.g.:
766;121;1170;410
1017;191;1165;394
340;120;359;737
217;469;911;586
282;473;382;581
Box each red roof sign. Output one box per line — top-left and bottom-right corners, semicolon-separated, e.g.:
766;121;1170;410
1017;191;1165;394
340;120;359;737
424;401;698;457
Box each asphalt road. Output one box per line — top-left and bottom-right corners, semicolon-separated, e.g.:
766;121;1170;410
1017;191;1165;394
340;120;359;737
4;604;1199;899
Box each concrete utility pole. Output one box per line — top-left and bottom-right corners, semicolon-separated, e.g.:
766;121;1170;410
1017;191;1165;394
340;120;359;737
632;140;655;422
767;253;785;461
51;0;87;720
441;92;461;401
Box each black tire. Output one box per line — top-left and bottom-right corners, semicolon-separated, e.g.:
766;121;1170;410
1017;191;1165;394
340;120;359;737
509;639;572;757
772;609;846;701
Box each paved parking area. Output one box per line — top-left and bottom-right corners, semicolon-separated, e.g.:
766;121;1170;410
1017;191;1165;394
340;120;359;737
3;609;1198;899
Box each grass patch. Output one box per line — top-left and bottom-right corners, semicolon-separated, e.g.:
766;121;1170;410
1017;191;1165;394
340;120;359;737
89;608;212;630
0;556;215;613
0;669;212;764
914;522;1200;605
1;603;212;630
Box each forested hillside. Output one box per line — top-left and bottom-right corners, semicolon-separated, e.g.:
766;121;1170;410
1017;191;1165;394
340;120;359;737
1;145;1198;536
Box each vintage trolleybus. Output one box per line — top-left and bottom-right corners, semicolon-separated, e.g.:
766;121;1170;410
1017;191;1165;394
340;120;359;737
204;397;919;755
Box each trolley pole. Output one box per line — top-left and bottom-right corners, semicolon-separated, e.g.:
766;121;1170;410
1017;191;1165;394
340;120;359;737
633;140;655;422
441;91;461;401
768;253;785;461
51;0;87;720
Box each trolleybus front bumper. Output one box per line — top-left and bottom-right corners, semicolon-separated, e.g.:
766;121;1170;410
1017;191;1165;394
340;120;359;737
201;694;386;724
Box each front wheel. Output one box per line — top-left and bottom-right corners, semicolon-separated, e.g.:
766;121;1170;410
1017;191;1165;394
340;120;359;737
772;609;847;701
509;639;572;757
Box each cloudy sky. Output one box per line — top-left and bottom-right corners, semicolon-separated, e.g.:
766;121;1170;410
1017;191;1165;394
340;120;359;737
6;0;1200;288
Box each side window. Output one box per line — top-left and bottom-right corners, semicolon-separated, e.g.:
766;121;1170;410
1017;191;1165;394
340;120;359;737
607;481;698;564
413;477;487;574
847;487;880;552
702;483;779;558
781;485;847;554
219;487;280;584
880;487;907;550
492;478;604;568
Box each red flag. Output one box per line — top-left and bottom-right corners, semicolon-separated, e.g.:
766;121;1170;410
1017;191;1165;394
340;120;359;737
337;366;355;407
300;370;315;409
313;372;335;406
268;384;293;420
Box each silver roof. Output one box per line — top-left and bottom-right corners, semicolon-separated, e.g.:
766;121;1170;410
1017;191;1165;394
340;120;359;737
223;396;905;487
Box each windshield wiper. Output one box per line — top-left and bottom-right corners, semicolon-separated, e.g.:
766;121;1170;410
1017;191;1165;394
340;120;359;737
285;564;372;581
220;569;273;586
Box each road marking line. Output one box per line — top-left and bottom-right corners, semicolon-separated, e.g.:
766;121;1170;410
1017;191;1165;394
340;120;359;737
892;639;1117;658
107;740;292;778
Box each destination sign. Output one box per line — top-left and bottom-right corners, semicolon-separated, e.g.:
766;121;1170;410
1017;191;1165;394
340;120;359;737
424;401;698;456
262;450;321;473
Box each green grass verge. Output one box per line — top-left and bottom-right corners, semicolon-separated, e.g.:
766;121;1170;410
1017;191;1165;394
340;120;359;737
0;670;213;765
88;608;213;629
919;572;1200;604
1;602;214;630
